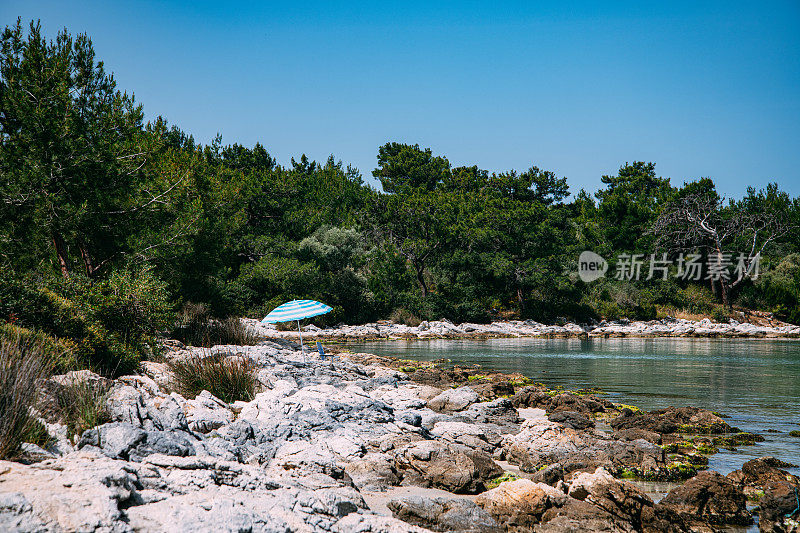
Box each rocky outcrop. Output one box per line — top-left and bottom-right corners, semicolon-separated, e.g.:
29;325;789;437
501;419;665;478
387;496;501;532
243;316;800;341
658;470;752;527
727;457;800;532
547;410;595;430
610;405;736;435
394;440;503;494
0;340;777;531
427;386;479;412
511;386;614;415
475;479;567;529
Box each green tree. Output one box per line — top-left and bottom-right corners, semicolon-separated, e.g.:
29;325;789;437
372;142;450;193
0;20;158;278
595;162;674;252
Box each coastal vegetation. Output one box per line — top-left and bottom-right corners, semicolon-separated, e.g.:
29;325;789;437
2;19;800;376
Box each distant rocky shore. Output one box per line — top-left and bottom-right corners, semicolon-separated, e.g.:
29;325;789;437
246;315;800;341
1;339;798;532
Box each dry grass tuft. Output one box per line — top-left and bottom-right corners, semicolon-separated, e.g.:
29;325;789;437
172;303;261;347
168;354;257;403
46;380;111;442
0;333;52;459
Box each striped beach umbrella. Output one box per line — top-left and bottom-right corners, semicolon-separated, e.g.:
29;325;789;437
261;299;332;354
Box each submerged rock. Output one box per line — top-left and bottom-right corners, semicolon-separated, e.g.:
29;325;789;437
610;406;736;435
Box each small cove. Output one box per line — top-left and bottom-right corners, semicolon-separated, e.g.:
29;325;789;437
345;337;800;474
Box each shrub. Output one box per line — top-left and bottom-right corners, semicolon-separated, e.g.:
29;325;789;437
585;281;656;321
753;254;800;324
214;317;260;345
171;304;260;347
389;308;422;327
711;306;732;323
0;332;52;459
168;354;257;403
0;322;79;372
172;302;213;345
46;379;111;442
0;268;173;376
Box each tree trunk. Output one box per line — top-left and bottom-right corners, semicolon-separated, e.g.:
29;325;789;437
414;263;428;298
517;287;526;314
79;243;95;278
52;232;69;277
720;280;730;309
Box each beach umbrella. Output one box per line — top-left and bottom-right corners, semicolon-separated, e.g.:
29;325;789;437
261;299;332;355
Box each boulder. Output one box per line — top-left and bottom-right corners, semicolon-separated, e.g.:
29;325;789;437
536;497;629;532
344;453;400;491
531;463;564;486
394;440;503;494
501;419;665;476
388;496;501;532
50;369;111;389
429;421;502;454
548;393;612;414
567;467;653;525
475;479;567;529
468;380;515;401
610;406;734;435
612;428;662;444
547;410;595;430
427;387;480;412
658;470;752;526
510;386;550;409
460;397;521;433
758;479;800;533
77;422;198;461
184;390;234;433
726;457;800;532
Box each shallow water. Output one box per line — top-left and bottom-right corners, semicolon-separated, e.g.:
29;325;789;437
346;337;800;474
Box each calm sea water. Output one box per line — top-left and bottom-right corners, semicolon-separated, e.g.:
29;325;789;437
346;337;800;474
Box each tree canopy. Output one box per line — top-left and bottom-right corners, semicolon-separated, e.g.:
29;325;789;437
2;20;799;375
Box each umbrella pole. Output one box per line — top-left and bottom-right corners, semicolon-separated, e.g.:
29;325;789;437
297;319;305;362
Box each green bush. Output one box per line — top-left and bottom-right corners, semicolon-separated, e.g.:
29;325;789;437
0;268;173;376
711;307;732;323
752;254;800;324
0;322;79;372
0;331;52;459
389;308;422;327
584;280;656;321
168;354;257;403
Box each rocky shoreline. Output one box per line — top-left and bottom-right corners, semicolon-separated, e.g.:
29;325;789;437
1;339;798;532
244;316;800;341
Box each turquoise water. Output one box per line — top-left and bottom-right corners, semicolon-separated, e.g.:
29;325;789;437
347;337;800;474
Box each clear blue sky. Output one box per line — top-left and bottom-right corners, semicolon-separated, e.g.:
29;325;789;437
2;1;799;197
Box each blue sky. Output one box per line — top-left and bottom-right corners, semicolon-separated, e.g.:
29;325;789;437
2;1;799;197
